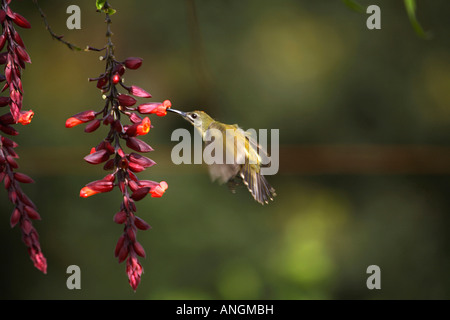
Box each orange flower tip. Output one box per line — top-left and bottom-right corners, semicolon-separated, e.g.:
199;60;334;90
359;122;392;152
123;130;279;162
163;100;172;108
18;110;34;125
151;181;168;198
80;187;99;198
136;117;151;136
160;181;168;190
65;117;84;128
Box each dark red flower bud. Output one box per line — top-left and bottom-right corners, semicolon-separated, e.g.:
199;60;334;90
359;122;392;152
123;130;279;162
130;187;150;201
1;136;17;148
117;94;137;107
14;172;34;183
134;216;151;230
84;149;110;164
21;219;32;234
103;159;115;171
126;137;153;153
103;173;116;182
13;31;25;48
113;211;127;224
129;113;142;124
13;13;31;29
118;244;129;263
128;86;151;98
133;241;146;258
115;235;126;257
15;46;31;63
128;180;139;192
0;124;18;135
3;174;11;189
84;119;101;133
128;162;145;173
113;64;126;76
6;155;18;168
0;10;6;23
127;227;136;242
10;208;20;228
96;76;108;89
0;35;6;51
24;206;41;220
123;57;143;70
0;96;9;107
129;153;156;168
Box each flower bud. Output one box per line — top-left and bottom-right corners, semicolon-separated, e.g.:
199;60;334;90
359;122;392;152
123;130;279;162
117;94;137;107
126;137;153;153
128;86;151;98
123;57;143;70
131;187;150;201
113;211;127;224
84;119;101;133
13;13;31;29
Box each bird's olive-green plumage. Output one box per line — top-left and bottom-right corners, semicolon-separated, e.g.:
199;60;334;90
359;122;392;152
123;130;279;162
168;108;276;204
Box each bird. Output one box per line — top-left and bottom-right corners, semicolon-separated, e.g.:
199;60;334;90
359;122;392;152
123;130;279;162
167;108;276;205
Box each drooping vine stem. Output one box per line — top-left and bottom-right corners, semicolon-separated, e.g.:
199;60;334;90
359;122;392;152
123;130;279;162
32;0;83;51
65;1;171;290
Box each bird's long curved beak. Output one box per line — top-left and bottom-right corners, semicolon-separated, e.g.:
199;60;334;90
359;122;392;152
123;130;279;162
167;108;187;117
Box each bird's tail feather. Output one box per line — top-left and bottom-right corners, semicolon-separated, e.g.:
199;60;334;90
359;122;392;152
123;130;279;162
240;162;276;205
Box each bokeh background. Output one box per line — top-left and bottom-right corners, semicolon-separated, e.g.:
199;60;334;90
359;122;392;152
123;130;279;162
1;0;450;299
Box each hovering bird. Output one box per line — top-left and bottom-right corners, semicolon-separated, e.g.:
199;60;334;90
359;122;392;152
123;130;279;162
168;108;276;205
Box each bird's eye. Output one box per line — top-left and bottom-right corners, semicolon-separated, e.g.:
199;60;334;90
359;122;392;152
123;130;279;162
191;113;198;119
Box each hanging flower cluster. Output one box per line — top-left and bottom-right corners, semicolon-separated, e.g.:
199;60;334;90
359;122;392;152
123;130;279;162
66;1;171;291
0;0;46;273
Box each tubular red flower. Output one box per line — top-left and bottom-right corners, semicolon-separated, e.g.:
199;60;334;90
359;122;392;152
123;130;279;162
66;110;96;128
136;117;150;136
80;186;100;198
150;181;168;198
18;110;34;125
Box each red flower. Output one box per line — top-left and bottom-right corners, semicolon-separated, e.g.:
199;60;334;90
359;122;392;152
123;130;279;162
136;117;150;136
138;100;171;117
150;181;168;198
18;110;34;125
66;110;96;128
80;186;100;198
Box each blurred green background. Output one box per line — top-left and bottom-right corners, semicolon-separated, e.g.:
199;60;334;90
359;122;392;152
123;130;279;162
1;0;450;299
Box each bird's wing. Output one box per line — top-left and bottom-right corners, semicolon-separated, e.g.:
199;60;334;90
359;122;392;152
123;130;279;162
204;122;241;184
244;130;271;167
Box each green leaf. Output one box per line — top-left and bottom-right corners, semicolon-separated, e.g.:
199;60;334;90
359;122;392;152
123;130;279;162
106;8;116;15
404;0;430;38
96;0;106;11
342;0;365;14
